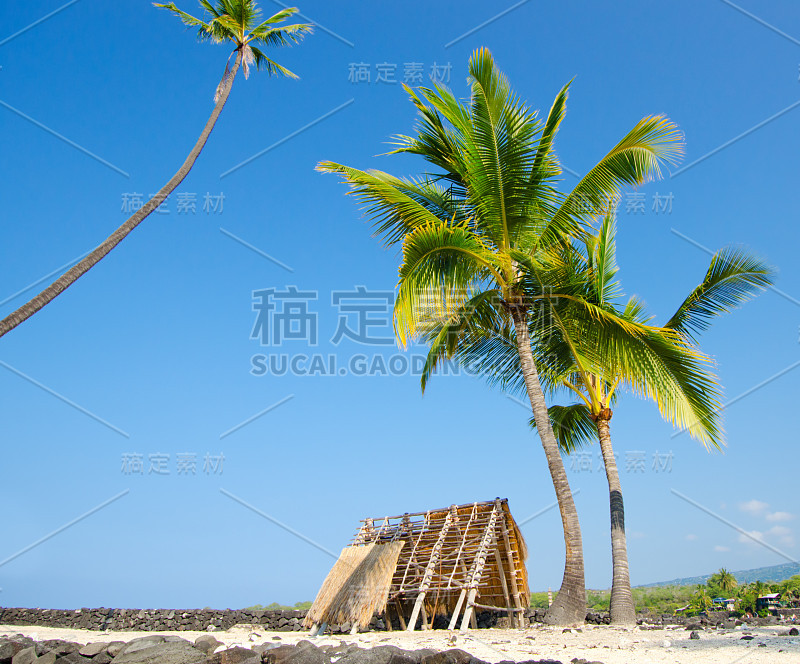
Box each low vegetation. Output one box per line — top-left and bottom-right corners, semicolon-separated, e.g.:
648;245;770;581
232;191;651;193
531;571;800;616
243;601;312;611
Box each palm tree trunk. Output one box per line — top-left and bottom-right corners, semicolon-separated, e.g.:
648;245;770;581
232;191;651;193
0;52;243;339
510;307;586;625
595;413;637;625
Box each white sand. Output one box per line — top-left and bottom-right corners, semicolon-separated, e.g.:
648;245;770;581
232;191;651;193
2;622;799;663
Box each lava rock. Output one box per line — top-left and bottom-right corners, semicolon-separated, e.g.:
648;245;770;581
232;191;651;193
264;641;331;664
78;643;109;657
420;650;474;664
107;642;126;657
10;648;37;664
193;636;223;655
0;638;31;663
111;641;206;664
37;641;80;658
206;647;261;664
339;645;428;664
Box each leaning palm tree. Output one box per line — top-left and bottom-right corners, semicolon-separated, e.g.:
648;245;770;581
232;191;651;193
318;47;683;625
0;1;311;339
438;215;771;624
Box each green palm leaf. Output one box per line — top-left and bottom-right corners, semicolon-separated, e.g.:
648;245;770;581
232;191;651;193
530;403;597;455
539;116;684;250
666;246;773;342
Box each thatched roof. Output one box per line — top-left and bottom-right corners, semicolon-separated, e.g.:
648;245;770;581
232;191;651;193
305;498;529;631
304;542;404;629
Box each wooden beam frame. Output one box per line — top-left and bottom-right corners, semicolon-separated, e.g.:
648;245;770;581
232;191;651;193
406;510;453;630
459;503;500;631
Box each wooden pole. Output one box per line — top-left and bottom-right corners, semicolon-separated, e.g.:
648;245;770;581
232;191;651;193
448;504;477;630
448;589;467;630
497;501;525;628
407;510;453;631
460;504;500;631
492;534;513;620
384;605;393;631
394;600;407;630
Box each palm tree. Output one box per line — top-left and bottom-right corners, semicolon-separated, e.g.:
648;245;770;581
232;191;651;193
434;216;771;624
318;47;683;625
0;1;311;339
690;586;713;615
709;568;738;595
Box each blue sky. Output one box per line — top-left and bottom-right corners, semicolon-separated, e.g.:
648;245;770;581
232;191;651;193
0;0;798;609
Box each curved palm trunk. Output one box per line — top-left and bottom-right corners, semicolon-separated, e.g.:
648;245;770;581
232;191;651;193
595;413;636;625
0;52;243;339
511;307;586;625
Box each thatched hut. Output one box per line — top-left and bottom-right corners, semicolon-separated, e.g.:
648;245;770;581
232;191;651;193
304;498;529;633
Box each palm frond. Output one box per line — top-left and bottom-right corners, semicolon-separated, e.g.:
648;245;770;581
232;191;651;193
394;219;503;347
529;403;597;455
417;290;506;392
466;47;544;250
540;115;684;249
248;45;298;78
530;80;571;186
316;163;462;246
587;212;623;304
154;2;215;40
665;246;774;341
249;22;314;48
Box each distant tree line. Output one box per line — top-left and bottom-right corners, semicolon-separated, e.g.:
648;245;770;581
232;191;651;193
531;570;800;616
243;601;313;611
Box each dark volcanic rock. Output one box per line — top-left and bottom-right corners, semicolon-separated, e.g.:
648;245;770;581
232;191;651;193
111;641;206;664
420;650;474;664
35;653;57;664
54;653;91;664
339;645;427;664
0;638;31;663
78;642;109;657
264;641;331;664
107;642;126;657
10;647;37;664
206;647;261;664
37;641;81;657
193;635;223;655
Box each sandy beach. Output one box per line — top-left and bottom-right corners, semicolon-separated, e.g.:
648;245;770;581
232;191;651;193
2;622;798;664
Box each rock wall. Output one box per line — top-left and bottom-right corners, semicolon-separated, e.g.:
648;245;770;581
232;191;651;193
0;608;307;632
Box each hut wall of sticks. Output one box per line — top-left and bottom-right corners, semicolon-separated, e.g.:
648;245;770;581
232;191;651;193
304;498;529;633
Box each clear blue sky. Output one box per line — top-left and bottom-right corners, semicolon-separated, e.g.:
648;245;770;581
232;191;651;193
1;0;798;609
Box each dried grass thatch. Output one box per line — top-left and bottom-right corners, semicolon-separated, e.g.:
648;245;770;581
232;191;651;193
303;541;404;629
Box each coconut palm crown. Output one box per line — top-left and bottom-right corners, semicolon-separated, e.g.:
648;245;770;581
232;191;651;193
155;1;312;87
